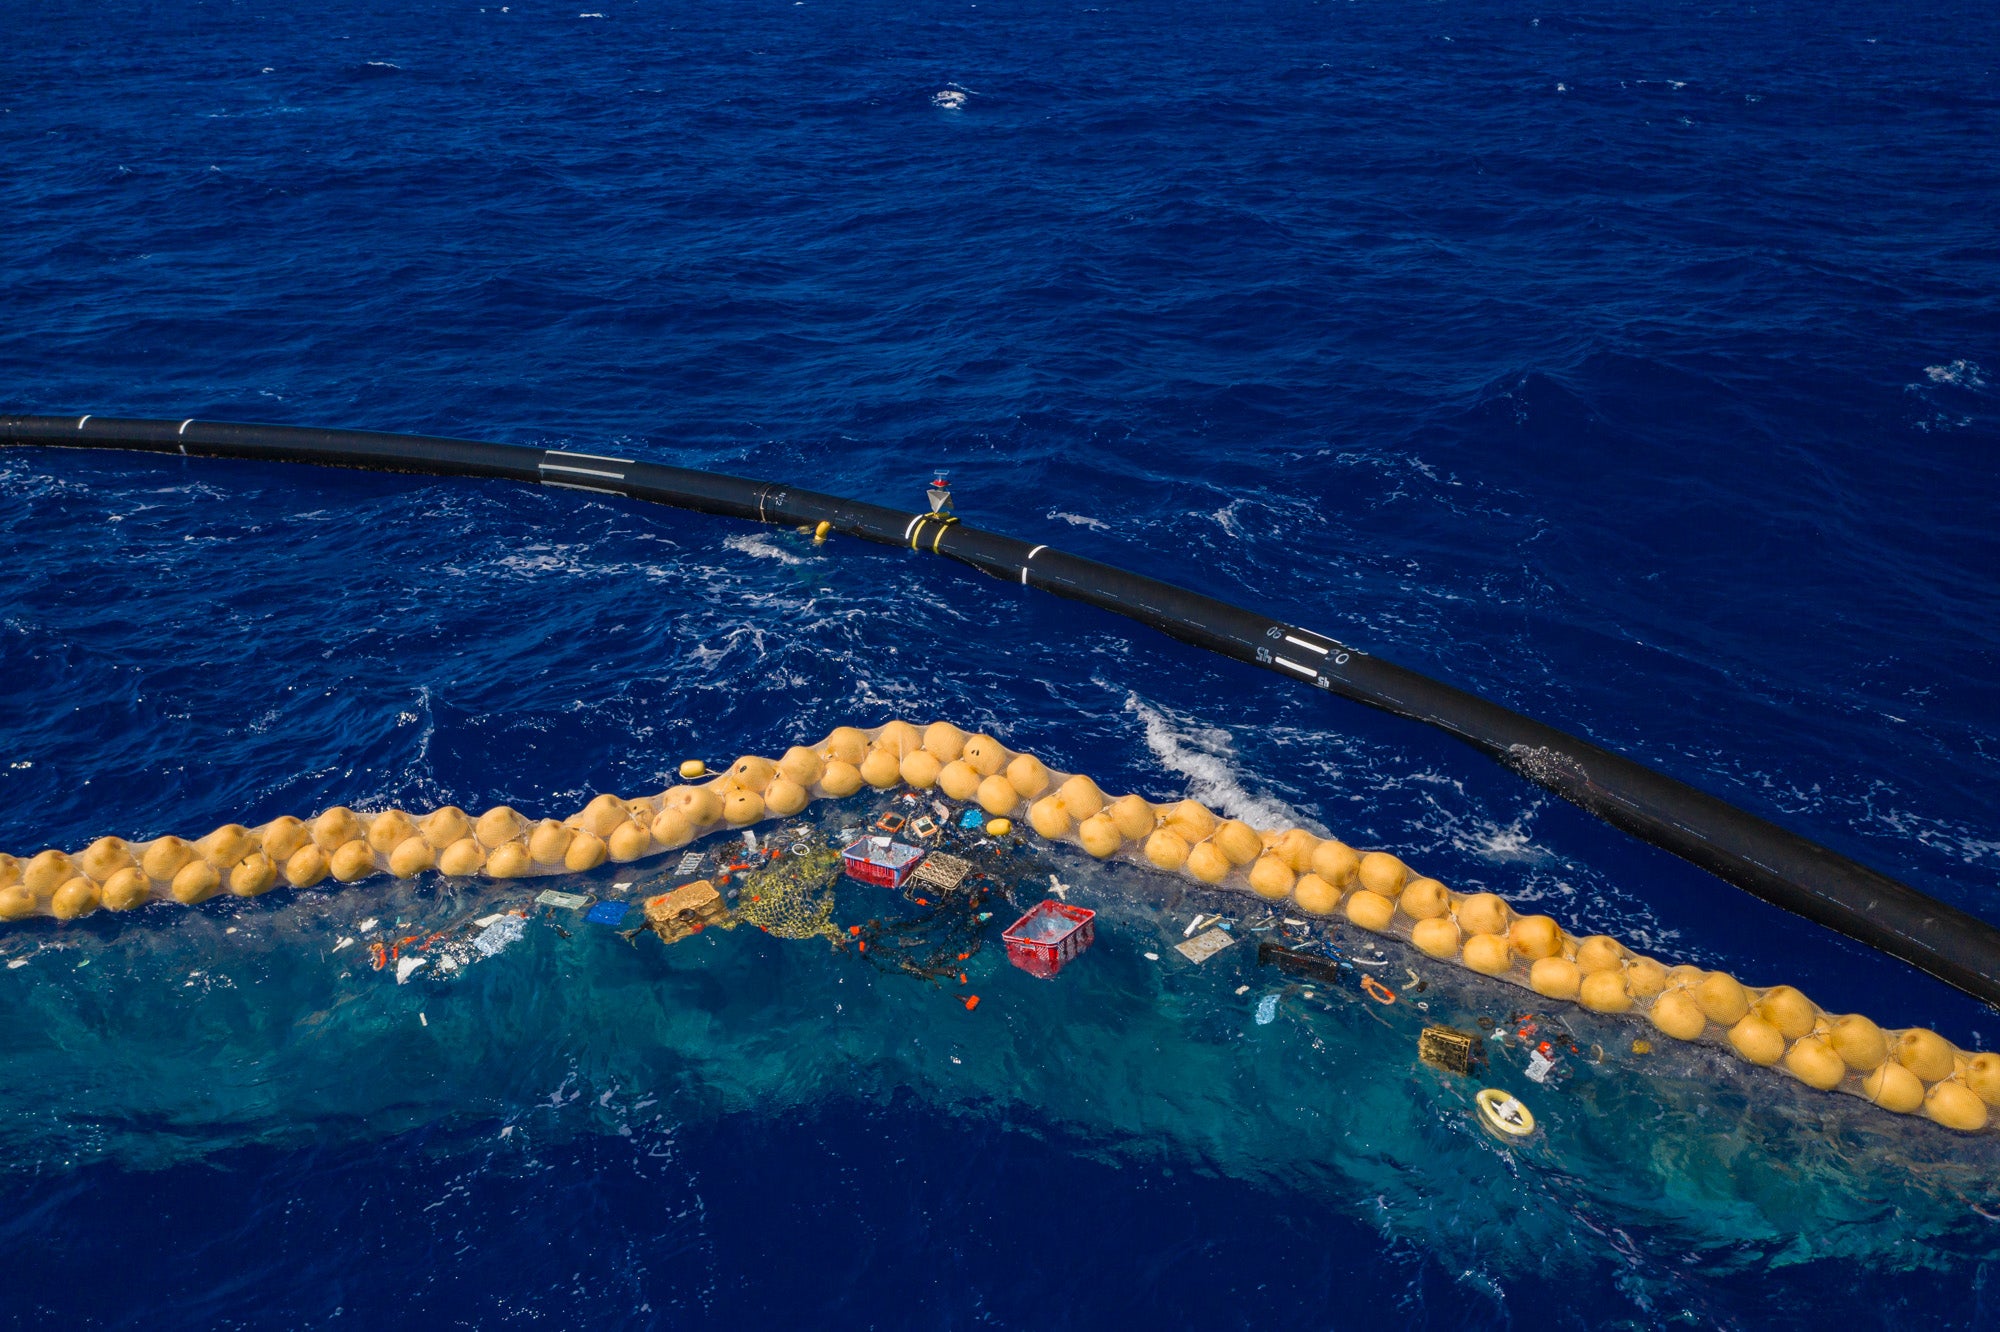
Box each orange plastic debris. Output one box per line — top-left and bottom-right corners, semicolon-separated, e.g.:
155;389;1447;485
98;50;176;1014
963;995;980;1011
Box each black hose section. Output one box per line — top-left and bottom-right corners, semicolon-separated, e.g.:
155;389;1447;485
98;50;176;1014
5;412;1997;1008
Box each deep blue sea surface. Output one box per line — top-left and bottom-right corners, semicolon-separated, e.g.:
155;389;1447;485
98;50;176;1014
3;0;1999;1326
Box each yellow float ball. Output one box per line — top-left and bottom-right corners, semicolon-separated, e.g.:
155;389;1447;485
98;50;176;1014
327;841;376;884
564;832;608;872
173;859;225;902
730;755;778;792
1694;972;1751;1027
1077;813;1122;858
778;746;824;787
51;876;101;920
198;823;257;868
649;808;694;849
284;845;330;888
678;759;708;780
608;821;654;862
260;816;312;862
1029;797;1073;840
476;806;527;849
976;775;1020;816
1574;936;1628;973
1863;1061;1925;1114
961;734;1009;776
0;885;36;920
876;720;923;758
79;836;135;881
1925;1081;1990;1132
0;854;16;889
1056;775;1105;820
1509;915;1564;961
1144;830;1190;871
1727;1015;1785;1066
1649;990;1708;1042
985;819;1013;837
1006;754;1050;800
1411;917;1461;959
24;850;77;894
900;750;943;790
1783;1036;1847;1091
1291;873;1341;916
1309;840;1360;886
1163;801;1218;844
313;808;366;853
1529;957;1581;1001
666;786;724;826
141;836;197;882
1186;841;1232;884
1579;970;1633;1014
861;748;906;789
1357;852;1406;898
230;853;279;896
102;866;153;911
439;839;486;876
922;722;967;762
527;820;573;865
1965;1052;2000;1107
577;795;630;839
1398;878;1450;920
722;789;766;826
823;727;869;765
1271;829;1320;873
765;777;810;817
1345;889;1396;932
421;807;471;851
1109;795;1157;842
819;761;864;798
388;837;437;878
1624;958;1668;1000
1895;1028;1957;1083
1455;893;1510;938
1754;986;1819;1041
1248;854;1295;901
937;760;982;801
365;812;415;857
486;842;534;878
1213;820;1262;867
1462;932;1513;976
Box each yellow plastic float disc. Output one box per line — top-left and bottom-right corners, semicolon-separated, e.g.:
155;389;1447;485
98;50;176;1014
678;759;707;780
1475;1088;1536;1138
985;818;1013;836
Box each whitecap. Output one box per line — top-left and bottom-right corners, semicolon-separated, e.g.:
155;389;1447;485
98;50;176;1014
722;532;803;566
1124;695;1310;830
1049;510;1109;531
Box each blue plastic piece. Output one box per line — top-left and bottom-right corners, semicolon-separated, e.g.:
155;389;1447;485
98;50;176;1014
585;901;632;926
959;809;984;829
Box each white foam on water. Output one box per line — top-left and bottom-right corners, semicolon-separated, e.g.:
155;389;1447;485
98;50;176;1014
722;532;803;565
932;85;970;110
1049;510;1109;531
1924;359;1987;390
1125;695;1311;830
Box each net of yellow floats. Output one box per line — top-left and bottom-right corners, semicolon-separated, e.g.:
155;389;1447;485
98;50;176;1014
2;719;1995;1133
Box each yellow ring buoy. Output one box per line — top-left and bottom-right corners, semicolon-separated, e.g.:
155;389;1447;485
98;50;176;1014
1475;1088;1536;1138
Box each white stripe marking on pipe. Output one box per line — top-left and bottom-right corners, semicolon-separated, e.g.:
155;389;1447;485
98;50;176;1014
540;479;625;496
1283;634;1328;655
1273;655;1317;678
1026;544;1047;560
1021;544;1048;585
178;419;195;435
538;463;625;482
903;514;925;541
76;415;90;429
544;450;629;466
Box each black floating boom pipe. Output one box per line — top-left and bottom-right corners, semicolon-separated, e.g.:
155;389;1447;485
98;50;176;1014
6;412;1997;1010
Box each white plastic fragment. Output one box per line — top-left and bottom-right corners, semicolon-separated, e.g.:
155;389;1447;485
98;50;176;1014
332;937;354;952
1255;994;1278;1025
396;956;427;985
473;914;526;957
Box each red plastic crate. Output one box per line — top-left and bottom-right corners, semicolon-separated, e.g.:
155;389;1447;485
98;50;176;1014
841;836;925;889
1002;900;1096;979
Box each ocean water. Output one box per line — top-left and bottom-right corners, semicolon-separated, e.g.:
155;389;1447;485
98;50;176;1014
2;0;1998;1326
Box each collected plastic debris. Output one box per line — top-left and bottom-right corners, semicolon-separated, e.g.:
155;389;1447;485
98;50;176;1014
910;852;971;894
1256;939;1341;982
1254;993;1279;1025
395;955;427;985
585;901;633;927
1175;927;1234;965
958;809;984;829
643;879;730;944
738;842;843;942
473;914;526;957
841;836;924;889
1526;1048;1557;1084
1418;1025;1483;1076
535;889;592;911
1476;1087;1537;1138
1002;900;1096;978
